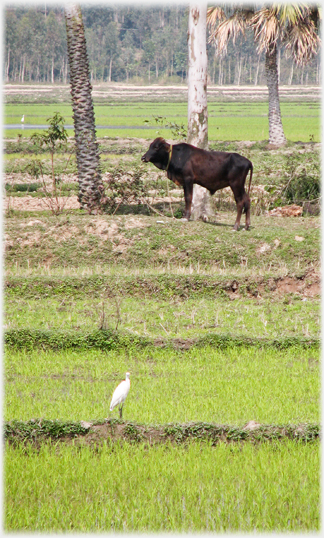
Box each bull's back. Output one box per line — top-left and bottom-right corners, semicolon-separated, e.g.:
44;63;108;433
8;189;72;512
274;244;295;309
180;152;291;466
172;144;251;183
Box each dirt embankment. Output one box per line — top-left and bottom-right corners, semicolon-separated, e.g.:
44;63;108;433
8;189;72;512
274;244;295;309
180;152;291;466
5;419;320;447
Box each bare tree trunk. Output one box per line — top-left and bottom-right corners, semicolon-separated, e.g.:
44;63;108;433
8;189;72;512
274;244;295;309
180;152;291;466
213;53;217;83
109;57;112;82
6;47;10;82
64;57;68;83
187;2;211;221
236;55;242;85
265;44;286;146
21;57;26;82
218;57;223;85
254;55;260;85
65;3;106;213
288;63;294;85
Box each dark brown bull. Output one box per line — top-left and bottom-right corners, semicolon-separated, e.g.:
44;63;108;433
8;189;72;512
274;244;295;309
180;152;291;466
141;137;253;230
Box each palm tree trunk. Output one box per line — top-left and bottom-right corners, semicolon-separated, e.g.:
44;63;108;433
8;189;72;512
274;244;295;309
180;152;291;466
187;1;211;221
65;3;105;213
265;44;286;146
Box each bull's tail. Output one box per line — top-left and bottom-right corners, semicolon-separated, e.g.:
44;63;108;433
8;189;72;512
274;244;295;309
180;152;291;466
247;162;253;195
242;163;253;214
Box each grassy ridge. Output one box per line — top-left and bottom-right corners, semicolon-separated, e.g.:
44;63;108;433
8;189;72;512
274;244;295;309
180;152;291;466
5;213;320;271
4;328;319;351
5;419;320;445
5;272;318;297
5;441;320;531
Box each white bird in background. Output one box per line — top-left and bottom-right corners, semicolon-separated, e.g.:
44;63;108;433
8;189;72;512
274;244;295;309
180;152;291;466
110;372;130;419
21;115;25;123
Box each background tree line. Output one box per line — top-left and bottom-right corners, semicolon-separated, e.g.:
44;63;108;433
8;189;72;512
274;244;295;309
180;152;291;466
4;4;321;86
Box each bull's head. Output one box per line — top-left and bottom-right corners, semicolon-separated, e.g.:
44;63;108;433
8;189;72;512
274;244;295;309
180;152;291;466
141;138;171;170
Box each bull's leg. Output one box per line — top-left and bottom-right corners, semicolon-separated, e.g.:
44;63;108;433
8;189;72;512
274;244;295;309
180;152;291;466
244;192;251;230
231;185;245;231
183;181;193;220
233;199;244;231
231;184;251;231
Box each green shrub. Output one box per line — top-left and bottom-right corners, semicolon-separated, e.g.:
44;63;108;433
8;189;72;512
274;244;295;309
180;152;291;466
103;165;151;214
282;152;320;204
6;182;41;193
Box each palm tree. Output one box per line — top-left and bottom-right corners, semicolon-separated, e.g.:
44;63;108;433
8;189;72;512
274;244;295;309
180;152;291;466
65;4;106;212
207;4;321;146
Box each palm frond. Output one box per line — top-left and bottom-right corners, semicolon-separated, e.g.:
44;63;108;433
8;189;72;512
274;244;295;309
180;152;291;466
272;3;309;26
250;8;281;53
207;6;226;27
284;18;321;65
309;5;322;29
208;8;253;53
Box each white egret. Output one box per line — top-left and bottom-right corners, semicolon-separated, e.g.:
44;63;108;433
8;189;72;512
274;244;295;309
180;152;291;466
21;115;25;123
110;372;130;418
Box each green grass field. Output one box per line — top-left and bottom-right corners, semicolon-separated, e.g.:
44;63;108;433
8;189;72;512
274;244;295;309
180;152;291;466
5;293;320;339
5;441;319;532
4;89;320;532
5;346;319;424
4;100;321;141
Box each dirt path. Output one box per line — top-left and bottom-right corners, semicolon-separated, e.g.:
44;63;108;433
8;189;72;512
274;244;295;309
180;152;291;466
4;83;321;102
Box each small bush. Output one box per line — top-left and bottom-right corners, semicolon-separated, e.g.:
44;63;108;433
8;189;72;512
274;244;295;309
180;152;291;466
103;165;151;214
6;182;41;193
281;152;320;204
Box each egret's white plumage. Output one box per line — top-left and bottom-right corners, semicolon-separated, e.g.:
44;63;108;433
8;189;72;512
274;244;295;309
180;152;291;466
21;115;25;123
110;372;130;418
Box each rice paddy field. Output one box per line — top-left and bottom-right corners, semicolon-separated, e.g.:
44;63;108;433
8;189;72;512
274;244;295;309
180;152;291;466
4;83;321;532
4;100;321;141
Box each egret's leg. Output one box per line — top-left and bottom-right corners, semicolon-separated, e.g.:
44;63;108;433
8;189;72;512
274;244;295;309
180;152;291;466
119;405;123;419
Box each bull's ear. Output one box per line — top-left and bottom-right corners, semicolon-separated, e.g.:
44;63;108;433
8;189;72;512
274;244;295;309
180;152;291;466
160;138;170;150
